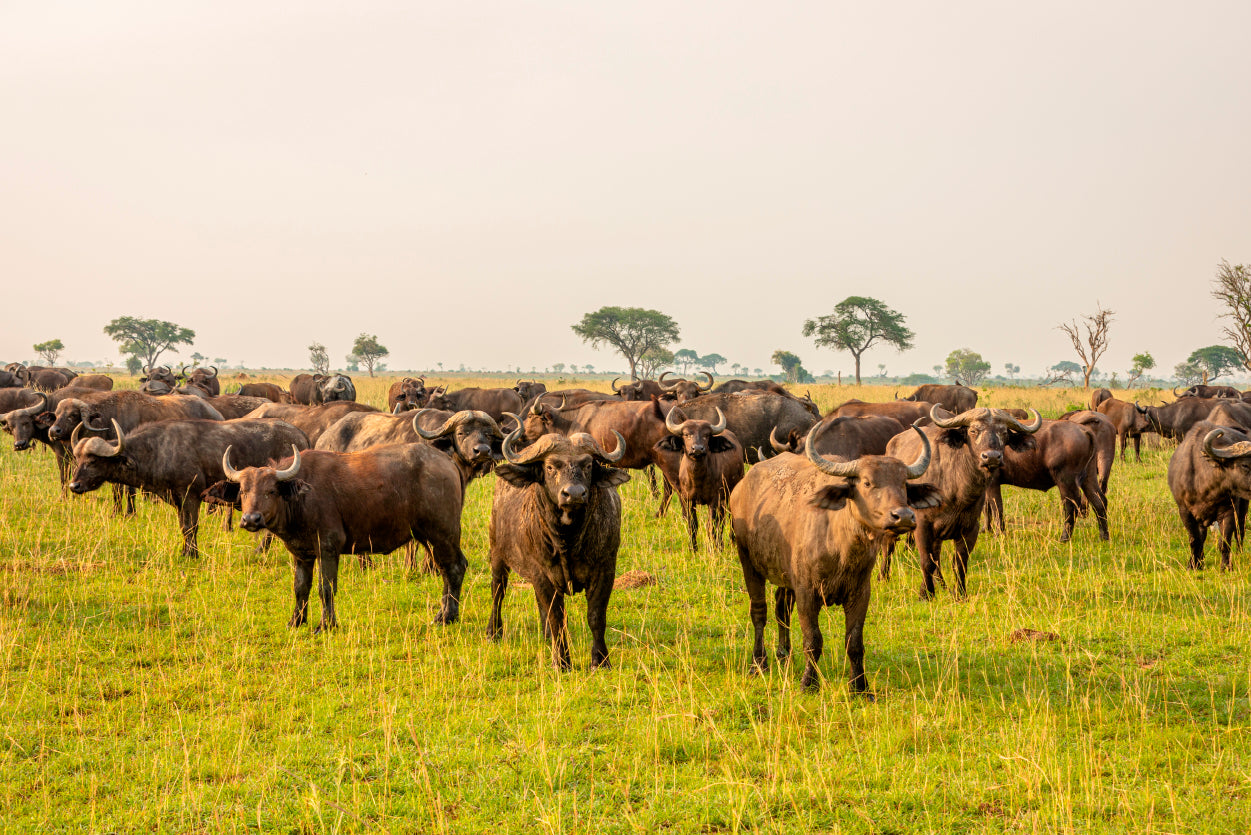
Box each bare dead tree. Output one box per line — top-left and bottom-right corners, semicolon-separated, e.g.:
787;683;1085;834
1211;259;1251;372
1057;303;1114;389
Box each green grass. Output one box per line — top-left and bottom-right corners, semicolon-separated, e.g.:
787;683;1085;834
1;382;1247;832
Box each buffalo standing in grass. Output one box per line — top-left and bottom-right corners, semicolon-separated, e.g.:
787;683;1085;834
1097;397;1152;462
730;424;939;692
897;384;977;414
675;391;818;461
243;401;377;445
883;406;1041;597
487;426;629;670
653;407;743;550
1060;410;1117;498
387;377;428;413
1167;421;1251;570
1136;398;1223;441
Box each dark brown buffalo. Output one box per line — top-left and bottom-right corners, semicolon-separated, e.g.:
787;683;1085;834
212;442;467;630
0;387;42;416
983;418;1108;542
515;397;667;472
234;382;292;403
884;406;1041;597
1096;397;1152;462
1060;410;1116;497
24;368;72;392
1135;398;1224;441
242;401;378;446
139;379;174;395
658;371;715;403
673;391;819;461
486;427;629;670
0;388;103;484
68;418;309;557
652;406;743;550
513;379;547;402
833;399;934;427
712;379;789;396
769;414;905;458
0;369;22;388
70;374;114;391
527;388;618;411
49;390;225;444
1167;421;1251;570
290;373;356;405
611;377;666;401
317;408;505;486
1174;384;1240;400
897;384;977;414
179;365;221;396
427;387;523;422
1089;388;1113;410
730;425;939;692
141;365;178;389
204;395;273;420
1207;400;1251;430
387;377;428;413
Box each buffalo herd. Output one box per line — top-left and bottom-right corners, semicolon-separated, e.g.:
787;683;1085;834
3;362;1250;694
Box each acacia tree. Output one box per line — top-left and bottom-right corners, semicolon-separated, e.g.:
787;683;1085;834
638;346;674;378
103;316;195;371
1057;303;1114;389
33;339;64;365
308;342;330;375
1187;345;1244;383
571;306;680;379
802;296;914;385
350;333;388;377
1211;259;1251;371
1127;352;1155;388
945;349;991;384
697;353;726;374
771;349;806;383
673;348;699;375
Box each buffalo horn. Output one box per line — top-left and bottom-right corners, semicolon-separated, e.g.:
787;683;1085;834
929;404;984;428
996;408;1042;434
658;371;679;390
70;422;82;449
611;376;623;392
208;366;218;378
1202;428;1251;460
95;419;125;457
708;407;726;435
805;424;859;477
274;446;302;481
412;408;462;440
1173;386;1184;398
222;445;242;481
698;371;714;391
664;406;687;434
769;425;791;453
904;426;932;478
15;391;48;418
574;430;626;463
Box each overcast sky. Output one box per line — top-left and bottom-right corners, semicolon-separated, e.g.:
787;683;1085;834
3;2;1250;379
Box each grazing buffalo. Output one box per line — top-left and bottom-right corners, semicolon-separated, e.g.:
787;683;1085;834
1174;384;1240;400
769;414;905;458
213;442;468;630
68;418;309;557
884;406;1041;597
1135;398;1223;441
658;371;715;403
897;384;977;414
611;377;666;401
1060;410;1117;497
427;387;523;422
179;365;221;396
387;377;428;413
730;425;939;692
243;401;378;445
712;379;789;396
1096;397;1152;462
676;391;819;461
833;399;934;427
487;427;629;670
290;373;356;405
653;407;744;550
983;418;1108;542
235;382;292;403
1167;421;1251;570
1089;388;1113;410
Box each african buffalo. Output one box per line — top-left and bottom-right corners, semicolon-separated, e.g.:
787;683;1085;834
883;406;1041;597
234;382;292;403
204;395;274;420
290;373;356;405
833;399;934;427
1060;410;1116;497
513;379;547;402
387;377;428;413
487;426;629;670
1136;398;1224;441
769;414;905;459
1207;400;1251;430
427;387;522;422
611;377;666;401
658;371;715;403
70;374;114;392
712;379;789;396
1167;421;1251;570
68;418;309;557
897;384;977;414
179;365;221;396
214;442;468;629
730;424;939;691
653;406;743;550
242;401;378;445
1096;397;1152;462
1089;388;1113;410
674;391;819;461
1174;384;1240;400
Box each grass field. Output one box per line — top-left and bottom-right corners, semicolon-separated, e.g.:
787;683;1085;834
1;378;1247;833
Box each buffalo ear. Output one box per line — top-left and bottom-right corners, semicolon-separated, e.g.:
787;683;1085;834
810;482;852;511
1007;432;1036;452
201;481;241;507
906;483;943;510
496;463;541;487
709;436;737;453
595;464;630;488
654;435;683;453
35;413;55;428
938;427;968;448
431;437;454;453
278;479;311;499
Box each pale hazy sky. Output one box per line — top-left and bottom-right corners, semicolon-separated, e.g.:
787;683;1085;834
3;2;1250;379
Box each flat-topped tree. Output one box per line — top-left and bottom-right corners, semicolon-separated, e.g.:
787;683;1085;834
33;339;64;365
803;296;915;385
350;334;388;377
103;316;195;371
571;306;680;379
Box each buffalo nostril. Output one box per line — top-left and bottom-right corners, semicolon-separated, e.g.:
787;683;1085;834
892;508;916;525
561;484;587;502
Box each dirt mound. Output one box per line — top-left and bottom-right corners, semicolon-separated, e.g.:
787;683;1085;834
614;570;658;590
1009;628;1059;643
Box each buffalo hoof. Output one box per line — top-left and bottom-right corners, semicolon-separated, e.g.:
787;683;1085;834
432;610;459;626
312;622;337;635
590;657;612;671
750;657;768;676
860;691;877;703
800;673;820;690
1058;533;1072;543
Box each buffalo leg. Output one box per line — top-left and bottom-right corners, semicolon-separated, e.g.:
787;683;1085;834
314;550;340;633
1078;470;1110;541
681;498;699;552
584;568;615;670
709;502;728;548
1217;508;1237;571
984;481;1005;534
1132;433;1142;463
176;498;201;558
487;556;509;640
879;539;895;582
843;582;872;695
1057;478;1081;542
645;465;659;498
736;541;769;673
951;528;977;598
916;523;941;600
1179;510;1207;570
774;587;794;661
795;590;825;689
253;532;274;555
428;537;467;625
656;475;674;518
290;554;316;627
532;580;570;670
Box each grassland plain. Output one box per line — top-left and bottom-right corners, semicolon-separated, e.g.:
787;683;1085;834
0;377;1248;833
